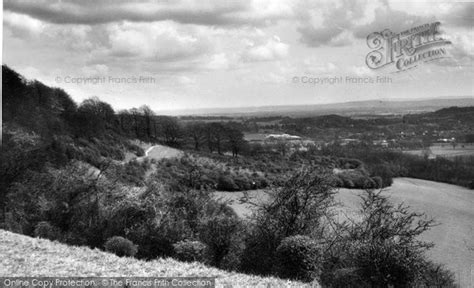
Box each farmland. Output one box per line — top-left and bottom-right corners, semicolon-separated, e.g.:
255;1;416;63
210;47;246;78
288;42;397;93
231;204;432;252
403;143;474;159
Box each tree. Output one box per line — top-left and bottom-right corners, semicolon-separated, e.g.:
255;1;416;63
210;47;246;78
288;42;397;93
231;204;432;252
275;139;289;156
129;108;142;138
321;190;439;287
159;116;181;147
225;127;246;157
209;123;225;154
451;140;457;150
186;122;205;151
465;134;474;143
140;105;155;140
241;168;336;276
72;97;115;138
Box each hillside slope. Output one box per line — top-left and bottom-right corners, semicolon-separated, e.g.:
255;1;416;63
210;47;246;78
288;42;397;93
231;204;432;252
215;178;474;286
337;178;474;288
0;230;315;287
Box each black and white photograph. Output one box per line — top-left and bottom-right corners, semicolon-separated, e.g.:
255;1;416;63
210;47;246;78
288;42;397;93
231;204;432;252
1;0;473;287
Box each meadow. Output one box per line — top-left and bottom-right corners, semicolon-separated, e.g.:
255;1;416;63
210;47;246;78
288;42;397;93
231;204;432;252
214;178;474;287
404;143;474;159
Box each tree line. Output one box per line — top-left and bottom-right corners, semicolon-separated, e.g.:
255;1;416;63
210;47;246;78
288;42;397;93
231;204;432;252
2;65;247;157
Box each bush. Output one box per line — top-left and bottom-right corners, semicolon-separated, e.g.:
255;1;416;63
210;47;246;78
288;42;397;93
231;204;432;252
217;175;239;191
242;169;336;276
275;235;322;282
414;261;456;287
104;236;138;257
173;240;209;263
321;190;443;287
198;214;242;268
233;175;252;190
34;221;60;240
371;176;383;189
371;164;393;187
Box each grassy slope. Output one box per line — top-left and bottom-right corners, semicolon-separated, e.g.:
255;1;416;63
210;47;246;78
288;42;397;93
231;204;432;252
0;230;316;287
214;178;474;287
145;145;184;160
336;178;474;287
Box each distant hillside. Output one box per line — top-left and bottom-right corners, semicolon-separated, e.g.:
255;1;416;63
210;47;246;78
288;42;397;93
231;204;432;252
0;230;313;287
159;97;474;117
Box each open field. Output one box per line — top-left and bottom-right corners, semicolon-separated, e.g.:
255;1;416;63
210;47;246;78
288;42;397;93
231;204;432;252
403;143;474;159
0;230;314;288
214;178;474;287
145;145;184;160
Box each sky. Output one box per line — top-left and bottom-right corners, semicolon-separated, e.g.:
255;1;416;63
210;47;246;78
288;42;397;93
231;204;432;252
2;0;473;112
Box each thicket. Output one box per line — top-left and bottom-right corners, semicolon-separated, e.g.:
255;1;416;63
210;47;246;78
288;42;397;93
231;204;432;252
320;142;474;189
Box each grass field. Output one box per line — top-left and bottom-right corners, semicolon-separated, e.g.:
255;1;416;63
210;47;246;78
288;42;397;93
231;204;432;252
404;143;474;159
144;145;184;160
214;178;474;287
0;230;315;288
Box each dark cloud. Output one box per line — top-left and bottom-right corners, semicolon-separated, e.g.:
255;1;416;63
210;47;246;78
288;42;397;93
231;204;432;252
442;3;474;28
3;0;287;26
295;0;472;47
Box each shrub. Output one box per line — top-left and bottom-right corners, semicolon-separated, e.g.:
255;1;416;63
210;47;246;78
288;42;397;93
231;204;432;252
234;175;252;190
338;175;354;188
217;175;239;191
198;214;242;268
34;221;60;240
275;235;322;282
321;190;442;287
173;240;209;263
242;169;336;276
362;177;376;189
414;261;456;287
371;176;383;189
104;236;138;257
372;164;393;187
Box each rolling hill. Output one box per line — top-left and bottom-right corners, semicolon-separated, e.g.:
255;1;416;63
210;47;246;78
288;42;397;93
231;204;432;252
0;230;315;287
157;97;474;117
215;178;474;287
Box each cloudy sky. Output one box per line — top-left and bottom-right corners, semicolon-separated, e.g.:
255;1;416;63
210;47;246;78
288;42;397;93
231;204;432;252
3;0;473;112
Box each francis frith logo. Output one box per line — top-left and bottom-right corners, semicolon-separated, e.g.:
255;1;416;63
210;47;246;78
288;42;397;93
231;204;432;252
366;22;451;72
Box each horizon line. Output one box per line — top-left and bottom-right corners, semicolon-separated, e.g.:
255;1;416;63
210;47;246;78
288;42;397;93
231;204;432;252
153;95;474;115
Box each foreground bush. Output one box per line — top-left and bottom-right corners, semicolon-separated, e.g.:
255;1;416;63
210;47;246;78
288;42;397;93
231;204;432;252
320;190;456;288
414;261;457;287
275;235;322;282
198;214;243;268
241;168;336;276
173;240;209;263
104;236;138;257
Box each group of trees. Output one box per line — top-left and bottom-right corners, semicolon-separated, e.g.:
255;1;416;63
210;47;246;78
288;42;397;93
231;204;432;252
117;111;247;156
2;159;455;287
320;142;474;189
184;122;246;156
2;65;247;159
